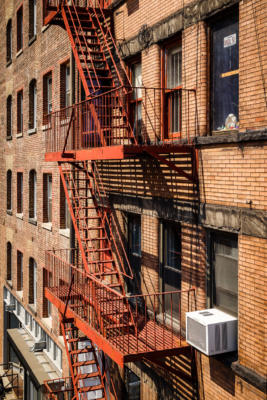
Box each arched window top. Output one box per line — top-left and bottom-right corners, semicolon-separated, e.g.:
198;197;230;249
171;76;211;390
6;19;12;63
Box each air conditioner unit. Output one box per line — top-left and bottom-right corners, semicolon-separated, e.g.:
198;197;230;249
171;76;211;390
32;341;46;352
186;308;237;356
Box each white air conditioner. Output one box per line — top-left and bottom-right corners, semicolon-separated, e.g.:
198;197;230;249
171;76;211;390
186;308;237;356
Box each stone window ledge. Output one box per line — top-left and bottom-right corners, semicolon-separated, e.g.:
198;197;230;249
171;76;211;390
16;213;23;220
16;49;23;58
28;218;37;226
59;228;70;238
28;127;37;135
42;222;52;231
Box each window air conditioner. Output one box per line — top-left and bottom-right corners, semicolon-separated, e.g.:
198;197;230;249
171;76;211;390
32;341;46;352
186;308;237;356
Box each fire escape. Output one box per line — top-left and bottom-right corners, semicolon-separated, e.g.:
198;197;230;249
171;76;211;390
43;1;198;399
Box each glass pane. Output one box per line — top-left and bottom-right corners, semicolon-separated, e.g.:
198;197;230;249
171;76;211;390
212;14;239;130
167;47;182;88
132;63;142;99
163;269;181;317
165;224;181;270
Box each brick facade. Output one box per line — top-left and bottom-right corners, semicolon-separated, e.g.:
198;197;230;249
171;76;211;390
0;0;266;399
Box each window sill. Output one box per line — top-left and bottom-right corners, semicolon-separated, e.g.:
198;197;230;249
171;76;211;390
6;59;12;67
59;228;70;238
28;303;37;316
16;290;23;300
16;213;23;220
28;35;37;46
42;124;51;131
16;132;23;138
41;317;52;331
28;218;37;226
41;24;50;33
6;135;12;141
16;49;23;58
28;127;37;135
6;210;12;216
6;280;13;289
42;222;52;231
212;129;239;136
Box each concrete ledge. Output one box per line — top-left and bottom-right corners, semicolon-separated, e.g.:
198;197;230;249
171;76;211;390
232;361;267;393
195;128;267;146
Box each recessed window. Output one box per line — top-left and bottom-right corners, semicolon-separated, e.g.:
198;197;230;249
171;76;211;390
17;172;23;214
60;179;71;230
161;221;181;317
17;250;23;291
162;43;182;138
208;231;238;316
43;72;52;124
7;170;12;212
60;61;71;109
125;367;140;400
210;11;239;131
6;20;12;63
7;95;12;137
17;6;23;52
43;173;52;223
29;257;37;304
29;170;37;220
129;61;142;142
7;242;12;281
29;0;37;40
29;79;37;130
127;214;141;294
17;90;23;134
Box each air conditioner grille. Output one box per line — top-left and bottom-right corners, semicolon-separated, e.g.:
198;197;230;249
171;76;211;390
187;317;206;352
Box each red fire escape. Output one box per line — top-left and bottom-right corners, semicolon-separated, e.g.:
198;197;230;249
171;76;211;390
43;1;198;399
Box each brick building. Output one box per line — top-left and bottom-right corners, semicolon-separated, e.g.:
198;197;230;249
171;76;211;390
0;0;266;400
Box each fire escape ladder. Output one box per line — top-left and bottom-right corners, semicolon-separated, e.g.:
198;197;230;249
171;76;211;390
60;318;106;400
58;161;136;330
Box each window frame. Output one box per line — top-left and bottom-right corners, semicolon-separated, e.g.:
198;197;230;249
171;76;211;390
17;89;23;134
17;172;23;214
17;250;23;291
29;79;37;130
7;95;13;138
60;178;71;230
127;58;142;143
6;20;12;64
29;258;37;305
161;39;182;140
7;242;12;282
29;169;37;220
16;5;23;52
43;71;53;124
29;0;37;40
43;173;52;223
7;170;12;212
207;230;238;317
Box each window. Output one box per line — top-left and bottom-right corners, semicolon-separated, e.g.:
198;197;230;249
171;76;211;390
60;179;71;230
7;96;13;138
210;11;239;132
125;367;140;400
17;172;23;214
29;258;37;304
6;20;12;63
161;221;181;317
60;61;71;109
43;174;52;223
29;80;37;130
29;0;37;40
208;231;238;316
29;170;37;220
127;214;141;294
7;170;12;212
129;61;142;142
17;251;23;291
43;72;52;123
162;43;182;138
17;90;23;134
17;6;23;52
7;242;12;281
